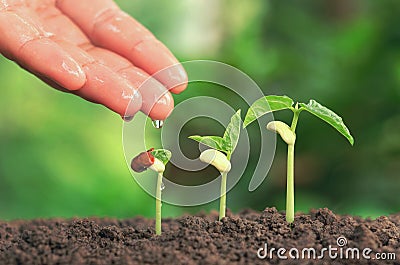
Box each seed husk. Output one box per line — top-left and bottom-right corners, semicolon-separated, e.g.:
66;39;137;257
131;148;155;173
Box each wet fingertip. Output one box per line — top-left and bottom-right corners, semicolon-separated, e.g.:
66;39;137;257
60;57;87;91
147;107;173;121
169;83;188;94
20;38;86;91
148;95;174;121
175;63;188;84
162;64;188;94
141;86;174;121
123;89;143;118
47;54;86;91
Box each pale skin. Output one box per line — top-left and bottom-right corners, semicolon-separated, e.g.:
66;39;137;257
0;0;188;120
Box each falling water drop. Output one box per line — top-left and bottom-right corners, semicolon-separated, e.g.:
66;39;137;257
160;182;165;191
152;120;164;129
123;116;134;122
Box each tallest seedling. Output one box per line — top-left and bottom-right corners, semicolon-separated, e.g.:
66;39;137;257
244;96;354;223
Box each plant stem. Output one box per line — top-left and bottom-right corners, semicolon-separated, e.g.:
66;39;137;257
156;172;163;235
286;143;295;223
219;171;227;221
290;107;300;131
219;152;231;221
286;107;300;224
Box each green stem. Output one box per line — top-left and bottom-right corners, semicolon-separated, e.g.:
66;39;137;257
285;107;300;224
156;172;163;235
219;171;227;221
286;144;295;223
290;108;300;131
219;152;231;221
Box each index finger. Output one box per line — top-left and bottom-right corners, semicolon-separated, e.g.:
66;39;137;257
56;0;188;94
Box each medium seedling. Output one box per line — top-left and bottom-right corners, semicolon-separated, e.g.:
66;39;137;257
244;96;354;223
189;110;242;220
131;148;172;235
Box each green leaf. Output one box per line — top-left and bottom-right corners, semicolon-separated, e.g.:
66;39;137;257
151;149;172;165
188;136;228;153
299;100;354;145
244;95;294;127
223;110;242;153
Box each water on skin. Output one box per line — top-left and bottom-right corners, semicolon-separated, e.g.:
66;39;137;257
152;120;164;129
123;118;164;127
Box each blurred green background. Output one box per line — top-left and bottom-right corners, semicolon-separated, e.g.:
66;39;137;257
0;0;399;220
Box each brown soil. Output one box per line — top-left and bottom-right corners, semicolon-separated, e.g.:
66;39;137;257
0;208;399;265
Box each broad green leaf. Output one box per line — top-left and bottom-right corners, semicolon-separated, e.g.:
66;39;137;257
223;110;242;153
188;136;228;153
151;149;172;165
244;95;294;127
299;100;354;145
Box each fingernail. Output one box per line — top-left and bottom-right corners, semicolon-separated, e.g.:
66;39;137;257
139;78;174;120
123;88;142;118
132;40;188;94
60;58;86;90
160;64;188;94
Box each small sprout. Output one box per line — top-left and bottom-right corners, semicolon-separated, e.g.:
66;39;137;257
244;95;354;224
189;110;242;220
266;121;296;145
149;157;165;173
131;148;171;235
200;149;231;173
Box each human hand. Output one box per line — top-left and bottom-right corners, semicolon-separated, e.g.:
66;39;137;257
0;0;188;120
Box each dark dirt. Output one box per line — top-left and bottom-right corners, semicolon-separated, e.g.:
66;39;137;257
0;208;399;265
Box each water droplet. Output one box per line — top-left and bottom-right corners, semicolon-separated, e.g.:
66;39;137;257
152;120;164;129
160;182;165;191
123;116;134;122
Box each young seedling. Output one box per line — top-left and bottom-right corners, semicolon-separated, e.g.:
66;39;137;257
131;148;172;235
189;110;242;220
244;96;354;224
